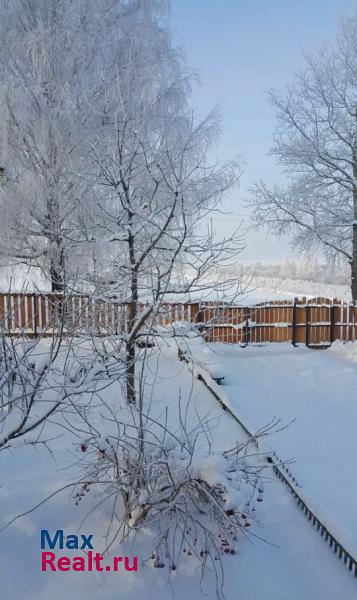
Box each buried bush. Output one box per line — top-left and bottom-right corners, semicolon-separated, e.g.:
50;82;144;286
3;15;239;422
74;403;270;598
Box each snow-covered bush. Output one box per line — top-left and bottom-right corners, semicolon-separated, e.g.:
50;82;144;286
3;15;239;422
74;401;268;598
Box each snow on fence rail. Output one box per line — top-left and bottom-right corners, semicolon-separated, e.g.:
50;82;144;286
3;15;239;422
179;350;357;579
0;293;356;346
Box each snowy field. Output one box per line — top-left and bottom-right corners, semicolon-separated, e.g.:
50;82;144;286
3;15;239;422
0;264;350;304
1;340;357;599
240;275;351;304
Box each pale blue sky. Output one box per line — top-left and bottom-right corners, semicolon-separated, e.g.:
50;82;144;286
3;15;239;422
170;0;356;260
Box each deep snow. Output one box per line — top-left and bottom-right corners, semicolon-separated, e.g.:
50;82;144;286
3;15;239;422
196;341;357;557
0;340;356;599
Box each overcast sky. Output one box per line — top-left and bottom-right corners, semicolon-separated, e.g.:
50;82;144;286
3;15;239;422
170;0;356;261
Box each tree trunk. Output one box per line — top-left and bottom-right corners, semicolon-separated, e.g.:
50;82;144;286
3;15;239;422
50;244;64;292
352;187;357;302
126;225;138;405
352;115;357;303
126;336;136;405
126;293;137;404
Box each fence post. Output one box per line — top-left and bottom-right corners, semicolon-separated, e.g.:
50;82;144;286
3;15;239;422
196;303;204;325
191;302;206;338
305;301;310;347
292;298;297;346
33;292;37;338
244;306;250;346
114;303;119;336
330;303;336;346
189;302;200;324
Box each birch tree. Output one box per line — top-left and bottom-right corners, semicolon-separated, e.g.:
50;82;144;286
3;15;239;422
249;16;357;300
0;0;119;291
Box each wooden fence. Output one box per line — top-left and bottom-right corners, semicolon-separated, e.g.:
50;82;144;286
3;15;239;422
199;297;357;347
0;293;355;346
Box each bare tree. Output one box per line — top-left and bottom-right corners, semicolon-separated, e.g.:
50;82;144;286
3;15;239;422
249;15;357;300
77;2;242;404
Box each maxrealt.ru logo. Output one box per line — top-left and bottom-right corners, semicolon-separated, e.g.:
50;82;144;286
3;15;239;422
41;530;138;573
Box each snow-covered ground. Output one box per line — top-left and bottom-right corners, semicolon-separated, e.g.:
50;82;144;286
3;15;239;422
196;341;357;557
238;258;351;303
1;340;356;599
0;262;350;303
241;275;351;304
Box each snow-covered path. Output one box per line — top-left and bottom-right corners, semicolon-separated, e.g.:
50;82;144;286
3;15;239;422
200;341;357;559
1;343;356;599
